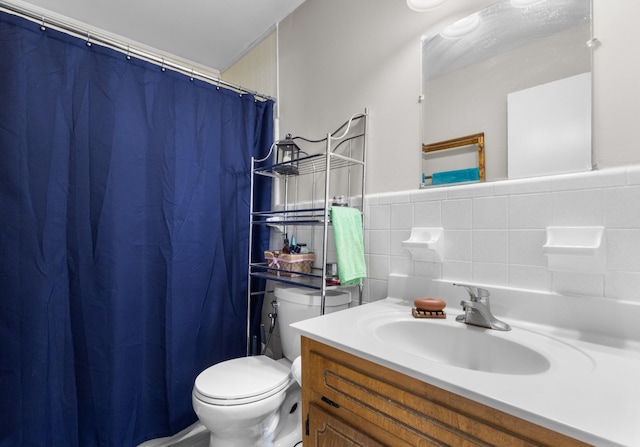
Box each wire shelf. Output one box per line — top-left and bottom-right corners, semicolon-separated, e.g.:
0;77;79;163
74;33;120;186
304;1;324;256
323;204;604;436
253;151;364;178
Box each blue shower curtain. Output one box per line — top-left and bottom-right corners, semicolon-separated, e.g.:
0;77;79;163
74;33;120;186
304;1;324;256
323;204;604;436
0;12;273;447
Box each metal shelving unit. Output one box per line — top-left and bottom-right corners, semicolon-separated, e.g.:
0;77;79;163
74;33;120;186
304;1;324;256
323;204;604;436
246;111;368;352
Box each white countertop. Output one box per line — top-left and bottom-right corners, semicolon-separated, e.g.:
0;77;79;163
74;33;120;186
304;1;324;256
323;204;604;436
292;297;640;447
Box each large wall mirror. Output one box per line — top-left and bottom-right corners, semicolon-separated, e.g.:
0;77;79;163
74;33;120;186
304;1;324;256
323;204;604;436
421;0;592;186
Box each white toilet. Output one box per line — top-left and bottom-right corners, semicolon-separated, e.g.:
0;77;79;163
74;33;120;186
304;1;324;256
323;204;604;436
192;286;351;447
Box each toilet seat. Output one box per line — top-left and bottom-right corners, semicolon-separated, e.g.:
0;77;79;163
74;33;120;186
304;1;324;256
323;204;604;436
194;356;291;406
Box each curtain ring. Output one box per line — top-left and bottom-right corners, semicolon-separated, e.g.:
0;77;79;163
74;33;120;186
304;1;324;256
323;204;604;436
126;45;131;60
40;16;46;31
161;59;166;72
190;69;194;81
86;32;92;47
216;78;221;90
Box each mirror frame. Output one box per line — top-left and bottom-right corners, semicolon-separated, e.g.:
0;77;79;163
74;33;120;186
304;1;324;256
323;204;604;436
422;132;485;183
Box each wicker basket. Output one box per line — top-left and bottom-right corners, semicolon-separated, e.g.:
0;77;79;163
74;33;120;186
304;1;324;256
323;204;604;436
264;250;315;277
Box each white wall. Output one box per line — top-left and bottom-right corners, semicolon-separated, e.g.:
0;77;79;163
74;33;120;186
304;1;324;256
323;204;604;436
592;0;640;168
276;0;496;194
221;32;277;99
272;0;640;194
220;0;640;350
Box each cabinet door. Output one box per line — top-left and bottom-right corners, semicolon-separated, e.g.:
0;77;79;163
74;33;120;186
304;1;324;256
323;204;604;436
308;403;385;447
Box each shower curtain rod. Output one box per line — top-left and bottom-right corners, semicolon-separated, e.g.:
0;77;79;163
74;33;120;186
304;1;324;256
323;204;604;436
0;1;275;102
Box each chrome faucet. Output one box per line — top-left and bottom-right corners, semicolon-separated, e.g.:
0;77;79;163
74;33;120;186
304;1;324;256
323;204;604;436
453;284;511;331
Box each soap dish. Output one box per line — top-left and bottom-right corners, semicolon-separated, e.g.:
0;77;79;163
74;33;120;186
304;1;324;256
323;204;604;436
411;298;446;319
411;308;446;319
401;227;444;261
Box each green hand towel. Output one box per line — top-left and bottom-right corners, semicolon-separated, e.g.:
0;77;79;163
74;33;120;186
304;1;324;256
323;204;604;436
331;206;366;285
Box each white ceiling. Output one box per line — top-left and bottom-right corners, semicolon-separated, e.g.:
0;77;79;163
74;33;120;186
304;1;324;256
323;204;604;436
6;0;307;72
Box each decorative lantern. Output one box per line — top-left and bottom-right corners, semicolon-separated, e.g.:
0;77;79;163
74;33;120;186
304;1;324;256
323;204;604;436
274;134;301;175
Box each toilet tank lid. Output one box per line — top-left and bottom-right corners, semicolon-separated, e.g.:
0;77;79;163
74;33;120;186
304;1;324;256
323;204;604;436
194;356;290;402
274;287;351;307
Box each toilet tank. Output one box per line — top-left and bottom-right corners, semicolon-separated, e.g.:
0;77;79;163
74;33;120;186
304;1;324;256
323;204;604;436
274;286;351;361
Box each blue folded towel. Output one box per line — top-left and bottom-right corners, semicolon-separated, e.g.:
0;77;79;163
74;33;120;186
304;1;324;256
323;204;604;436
432;167;480;185
330;206;366;285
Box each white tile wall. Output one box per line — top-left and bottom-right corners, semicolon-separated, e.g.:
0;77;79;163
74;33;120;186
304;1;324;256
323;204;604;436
362;165;640;303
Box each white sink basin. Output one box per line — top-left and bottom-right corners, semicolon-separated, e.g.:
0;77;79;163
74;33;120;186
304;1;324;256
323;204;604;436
359;311;594;376
293;280;640;446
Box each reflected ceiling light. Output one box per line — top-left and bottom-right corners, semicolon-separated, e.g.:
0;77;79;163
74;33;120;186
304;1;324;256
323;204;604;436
440;14;481;38
406;0;447;12
511;0;547;7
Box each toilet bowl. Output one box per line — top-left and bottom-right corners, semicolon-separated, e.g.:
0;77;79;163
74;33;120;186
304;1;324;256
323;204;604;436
192;286;351;446
192;356;295;446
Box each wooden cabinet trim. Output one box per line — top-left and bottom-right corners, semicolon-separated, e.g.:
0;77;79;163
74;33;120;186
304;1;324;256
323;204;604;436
309;403;387;447
302;337;592;447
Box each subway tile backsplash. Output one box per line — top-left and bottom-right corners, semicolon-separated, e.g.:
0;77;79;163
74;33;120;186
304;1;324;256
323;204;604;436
363;165;640;303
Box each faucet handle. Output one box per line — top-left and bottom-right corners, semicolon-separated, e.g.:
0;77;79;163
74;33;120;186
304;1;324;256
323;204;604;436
453;283;490;301
476;287;490;299
453;283;477;299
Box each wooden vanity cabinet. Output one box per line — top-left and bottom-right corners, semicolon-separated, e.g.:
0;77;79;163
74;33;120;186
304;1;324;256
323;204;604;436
301;337;591;447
